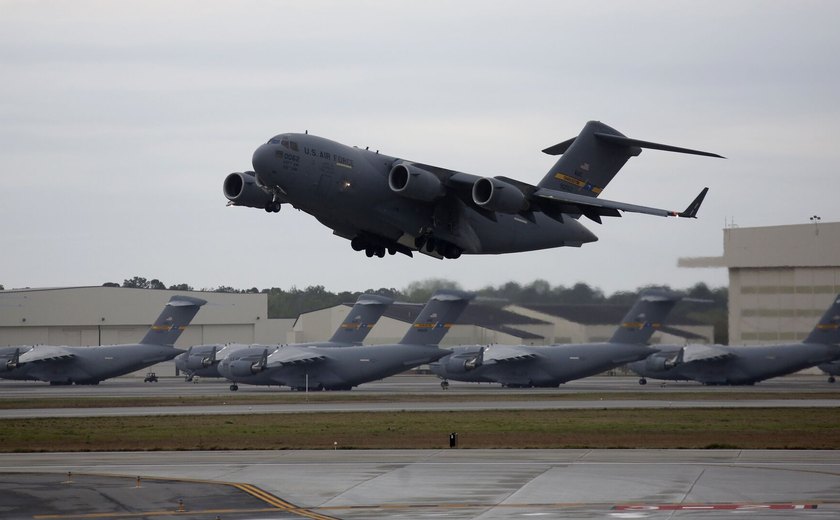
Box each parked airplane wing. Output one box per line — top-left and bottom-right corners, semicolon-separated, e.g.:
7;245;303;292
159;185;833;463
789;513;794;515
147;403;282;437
482;345;538;364
266;347;328;367
17;346;76;364
681;344;734;364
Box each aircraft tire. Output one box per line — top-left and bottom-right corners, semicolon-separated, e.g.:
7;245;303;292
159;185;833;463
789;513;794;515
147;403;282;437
375;247;385;258
639;378;647;385
829;376;836;383
351;238;366;251
229;384;239;391
365;248;374;257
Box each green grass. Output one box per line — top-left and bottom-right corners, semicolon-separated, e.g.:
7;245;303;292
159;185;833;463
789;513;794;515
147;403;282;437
2;408;839;451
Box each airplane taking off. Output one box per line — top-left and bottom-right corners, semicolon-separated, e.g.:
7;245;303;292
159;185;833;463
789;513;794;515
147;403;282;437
224;121;721;259
429;289;682;387
174;293;393;380
218;289;473;391
1;296;205;385
628;294;840;385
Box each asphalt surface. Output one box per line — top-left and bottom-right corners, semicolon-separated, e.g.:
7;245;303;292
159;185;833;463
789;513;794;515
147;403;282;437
3;450;840;519
3;375;840;519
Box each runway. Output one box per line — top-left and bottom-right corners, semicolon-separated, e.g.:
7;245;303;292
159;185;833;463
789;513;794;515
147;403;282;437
3;450;840;519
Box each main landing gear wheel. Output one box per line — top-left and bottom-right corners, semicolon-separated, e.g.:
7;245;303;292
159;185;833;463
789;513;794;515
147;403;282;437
229;383;239;391
829;376;836;383
264;201;281;213
638;378;647;385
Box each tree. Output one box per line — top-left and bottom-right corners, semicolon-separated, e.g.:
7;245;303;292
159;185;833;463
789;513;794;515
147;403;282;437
402;278;463;302
122;276;150;289
102;282;120;288
168;283;194;291
148;279;166;290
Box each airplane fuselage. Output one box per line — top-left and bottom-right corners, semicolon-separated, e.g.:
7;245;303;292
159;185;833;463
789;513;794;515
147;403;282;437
629;343;840;385
432;343;655;387
247;134;597;256
6;344;182;385
223;343;450;390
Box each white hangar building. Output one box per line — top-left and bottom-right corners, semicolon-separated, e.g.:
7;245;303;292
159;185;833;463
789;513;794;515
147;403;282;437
680;221;840;345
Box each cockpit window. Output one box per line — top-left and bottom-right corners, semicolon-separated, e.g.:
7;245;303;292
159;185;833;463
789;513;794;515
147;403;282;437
289;141;299;152
268;135;283;145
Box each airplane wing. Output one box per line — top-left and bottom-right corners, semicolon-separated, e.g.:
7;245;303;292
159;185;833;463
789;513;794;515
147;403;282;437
18;346;76;364
680;344;734;364
266;347;328;367
425;165;708;225
481;345;538;364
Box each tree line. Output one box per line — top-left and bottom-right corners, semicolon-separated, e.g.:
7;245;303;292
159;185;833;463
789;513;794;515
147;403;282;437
104;276;728;343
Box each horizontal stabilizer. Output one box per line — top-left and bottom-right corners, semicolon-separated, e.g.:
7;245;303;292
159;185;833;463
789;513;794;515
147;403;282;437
593;133;726;159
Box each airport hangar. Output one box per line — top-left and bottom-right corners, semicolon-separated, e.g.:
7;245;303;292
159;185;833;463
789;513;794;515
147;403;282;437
0;286;712;378
680;220;840;345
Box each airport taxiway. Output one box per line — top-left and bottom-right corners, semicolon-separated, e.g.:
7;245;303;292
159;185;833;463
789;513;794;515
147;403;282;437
3;450;840;519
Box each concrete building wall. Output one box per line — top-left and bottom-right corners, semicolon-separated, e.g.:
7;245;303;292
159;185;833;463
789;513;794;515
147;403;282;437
680;222;840;347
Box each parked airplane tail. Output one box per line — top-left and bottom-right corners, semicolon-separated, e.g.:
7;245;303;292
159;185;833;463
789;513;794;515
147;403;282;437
328;293;394;344
140;295;207;346
804;294;840;345
608;288;681;344
399;290;474;346
538;121;723;197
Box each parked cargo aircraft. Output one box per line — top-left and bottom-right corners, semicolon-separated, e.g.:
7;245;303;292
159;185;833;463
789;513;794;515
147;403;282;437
219;290;473;391
174;293;393;380
429;289;682;387
1;296;205;385
628;295;840;385
224;121;720;259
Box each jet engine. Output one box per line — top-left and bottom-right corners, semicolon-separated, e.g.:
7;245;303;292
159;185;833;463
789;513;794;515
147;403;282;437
388;163;445;201
644;352;680;372
472;178;527;213
225;358;265;378
445;348;484;373
223;171;278;211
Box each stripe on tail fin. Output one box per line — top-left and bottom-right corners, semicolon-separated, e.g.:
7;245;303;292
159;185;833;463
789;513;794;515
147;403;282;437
140;295;207;346
328;294;394;344
399;290;474;346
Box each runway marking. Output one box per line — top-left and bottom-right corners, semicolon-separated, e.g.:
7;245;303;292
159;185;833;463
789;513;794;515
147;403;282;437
24;471;337;520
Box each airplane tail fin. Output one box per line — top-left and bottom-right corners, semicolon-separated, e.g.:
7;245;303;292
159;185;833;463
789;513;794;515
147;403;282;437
608;288;681;344
804;294;840;345
398;290;474;346
538;121;723;197
139;295;207;346
328;294;394;344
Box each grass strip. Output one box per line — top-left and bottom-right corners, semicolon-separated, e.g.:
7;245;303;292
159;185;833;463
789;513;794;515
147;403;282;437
2;408;839;452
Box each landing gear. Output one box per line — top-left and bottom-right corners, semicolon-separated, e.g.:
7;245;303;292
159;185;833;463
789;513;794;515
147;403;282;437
829;376;836;383
638;378;647;385
264;201;281;213
440;380;450;390
229;383;239;391
415;235;463;259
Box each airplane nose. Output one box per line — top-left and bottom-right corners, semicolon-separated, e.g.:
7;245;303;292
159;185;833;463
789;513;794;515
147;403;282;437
251;143;274;180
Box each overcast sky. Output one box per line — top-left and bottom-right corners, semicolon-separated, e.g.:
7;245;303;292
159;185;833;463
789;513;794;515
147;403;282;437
2;1;839;295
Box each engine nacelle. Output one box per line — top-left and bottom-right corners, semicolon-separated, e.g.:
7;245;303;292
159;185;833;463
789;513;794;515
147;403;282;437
225;359;263;378
445;350;483;374
472;177;527;213
644;352;680;372
388;163;445;202
223;171;274;209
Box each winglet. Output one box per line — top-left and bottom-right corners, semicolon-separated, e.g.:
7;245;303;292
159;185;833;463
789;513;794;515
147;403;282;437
677;187;709;218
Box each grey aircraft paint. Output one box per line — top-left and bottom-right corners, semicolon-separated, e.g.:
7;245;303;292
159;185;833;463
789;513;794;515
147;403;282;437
174;293;394;380
628;294;840;385
1;296;205;385
224;121;720;259
218;289;474;391
429;289;681;387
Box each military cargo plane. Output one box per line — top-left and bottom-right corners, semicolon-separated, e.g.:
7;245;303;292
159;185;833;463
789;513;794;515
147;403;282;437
1;295;205;385
628;295;840;385
175;293;393;381
219;289;473;391
430;289;682;387
224;121;721;259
